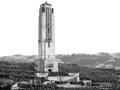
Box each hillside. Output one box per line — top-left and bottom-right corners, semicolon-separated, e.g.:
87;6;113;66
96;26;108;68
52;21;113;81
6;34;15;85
57;52;120;69
0;52;120;69
0;54;36;63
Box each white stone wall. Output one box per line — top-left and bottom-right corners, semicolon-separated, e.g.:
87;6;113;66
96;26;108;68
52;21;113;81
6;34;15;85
48;75;79;82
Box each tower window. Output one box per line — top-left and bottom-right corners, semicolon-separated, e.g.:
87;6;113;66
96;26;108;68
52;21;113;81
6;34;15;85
52;8;54;13
48;42;50;48
48;27;50;33
42;7;45;12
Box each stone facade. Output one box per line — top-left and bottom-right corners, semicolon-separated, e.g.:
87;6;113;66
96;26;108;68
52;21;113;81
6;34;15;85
36;2;58;72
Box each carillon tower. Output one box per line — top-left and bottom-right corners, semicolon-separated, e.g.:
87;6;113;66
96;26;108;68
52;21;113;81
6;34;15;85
36;1;58;73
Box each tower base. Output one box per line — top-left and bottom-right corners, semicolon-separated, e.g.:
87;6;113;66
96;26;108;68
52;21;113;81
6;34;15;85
35;58;58;73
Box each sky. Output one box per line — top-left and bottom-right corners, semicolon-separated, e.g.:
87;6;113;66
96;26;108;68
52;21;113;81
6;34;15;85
0;0;120;56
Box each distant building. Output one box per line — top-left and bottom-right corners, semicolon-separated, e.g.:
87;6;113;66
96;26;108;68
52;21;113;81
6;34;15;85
82;80;92;87
36;1;58;73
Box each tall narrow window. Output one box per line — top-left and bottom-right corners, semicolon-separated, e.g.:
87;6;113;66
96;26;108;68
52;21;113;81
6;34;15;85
42;7;45;12
48;42;50;48
48;27;50;33
52;8;54;13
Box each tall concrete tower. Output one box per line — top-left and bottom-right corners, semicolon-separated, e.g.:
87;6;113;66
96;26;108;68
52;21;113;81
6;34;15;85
36;1;58;73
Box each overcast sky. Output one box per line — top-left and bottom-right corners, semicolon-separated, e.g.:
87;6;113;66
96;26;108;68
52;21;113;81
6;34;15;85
0;0;120;56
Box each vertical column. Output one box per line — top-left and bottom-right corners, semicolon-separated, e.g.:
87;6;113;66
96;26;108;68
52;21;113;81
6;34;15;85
38;6;47;72
51;8;55;54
